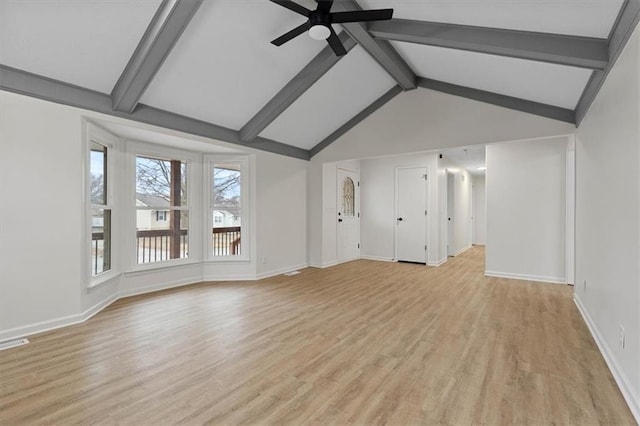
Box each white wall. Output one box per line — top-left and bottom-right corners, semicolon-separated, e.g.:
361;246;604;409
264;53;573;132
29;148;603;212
485;137;567;283
472;175;487;245
359;153;440;264
308;87;574;266
255;151;308;277
575;25;640;419
314;88;575;164
0;92;83;333
0;91;308;340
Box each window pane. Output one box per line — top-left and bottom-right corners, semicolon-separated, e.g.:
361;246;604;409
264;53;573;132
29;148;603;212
212;164;241;256
136;156;187;207
91;208;111;275
136;210;189;264
90;142;107;205
343;177;355;216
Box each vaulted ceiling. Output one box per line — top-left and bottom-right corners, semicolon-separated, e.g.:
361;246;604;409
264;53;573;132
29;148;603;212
1;0;638;160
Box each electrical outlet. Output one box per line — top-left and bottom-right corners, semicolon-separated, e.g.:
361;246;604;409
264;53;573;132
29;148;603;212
619;325;625;349
583;280;587;292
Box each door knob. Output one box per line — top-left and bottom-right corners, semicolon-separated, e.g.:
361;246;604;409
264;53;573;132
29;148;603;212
397;217;403;221
338;218;343;223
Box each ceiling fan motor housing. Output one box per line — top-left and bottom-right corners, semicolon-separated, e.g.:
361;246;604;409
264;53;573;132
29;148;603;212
308;10;331;40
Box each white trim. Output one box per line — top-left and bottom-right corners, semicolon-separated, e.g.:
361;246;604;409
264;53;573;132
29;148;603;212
452;245;472;257
427;257;448;267
484;270;566;284
0;313;84;343
395;166;429;264
83;120;121;288
360;255;395;262
565;135;576;285
83;292;120;321
202;273;257;281
574;295;640;423
0;291;119;343
87;270;120;289
1;258;309;342
118;276;203;299
126;141;201;272
124;259;201;276
321;260;338;268
336;167;361;264
255;263;309;280
205;154;251;262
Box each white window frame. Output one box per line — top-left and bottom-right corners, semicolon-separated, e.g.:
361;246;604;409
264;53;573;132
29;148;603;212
205;154;250;262
127;141;202;272
83;121;120;288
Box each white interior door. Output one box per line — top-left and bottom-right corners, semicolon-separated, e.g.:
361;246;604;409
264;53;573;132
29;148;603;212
337;168;360;263
396;167;427;263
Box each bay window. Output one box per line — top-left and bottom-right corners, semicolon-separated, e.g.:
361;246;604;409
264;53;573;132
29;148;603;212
135;155;189;264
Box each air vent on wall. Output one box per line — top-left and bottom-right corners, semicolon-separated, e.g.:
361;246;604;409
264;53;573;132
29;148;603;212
0;338;29;351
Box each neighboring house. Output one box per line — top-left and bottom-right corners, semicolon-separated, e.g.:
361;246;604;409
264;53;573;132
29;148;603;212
213;209;240;228
136;193;240;229
136;193;170;230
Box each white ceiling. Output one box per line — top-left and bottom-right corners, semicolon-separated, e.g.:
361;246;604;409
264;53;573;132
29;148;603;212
360;0;624;38
393;42;593;109
0;0;161;94
0;0;628;153
140;0;326;130
259;45;397;149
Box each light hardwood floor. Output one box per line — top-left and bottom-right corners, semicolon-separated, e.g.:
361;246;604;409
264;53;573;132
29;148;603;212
0;247;634;425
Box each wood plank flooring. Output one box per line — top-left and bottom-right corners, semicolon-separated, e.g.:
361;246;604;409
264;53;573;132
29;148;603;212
0;247;635;425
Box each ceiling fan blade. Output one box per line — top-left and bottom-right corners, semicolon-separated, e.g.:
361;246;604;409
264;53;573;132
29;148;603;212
331;9;393;23
271;22;310;46
326;28;347;56
316;0;333;13
270;0;311;17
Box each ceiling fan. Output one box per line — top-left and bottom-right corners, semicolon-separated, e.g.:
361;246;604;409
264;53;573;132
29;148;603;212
270;0;393;56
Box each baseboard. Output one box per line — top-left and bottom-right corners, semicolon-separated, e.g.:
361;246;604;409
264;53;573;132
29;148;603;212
0;291;122;342
255;263;308;280
360;255;394;262
453;245;472;257
484;270;566;284
118;276;206;299
0;264;312;342
201;273;257;282
0;312;85;342
82;292;119;322
428;258;447;267
574;295;640;423
321;260;338;268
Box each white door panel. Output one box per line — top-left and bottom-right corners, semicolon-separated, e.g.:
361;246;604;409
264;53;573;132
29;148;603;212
396;167;427;263
337;168;360;263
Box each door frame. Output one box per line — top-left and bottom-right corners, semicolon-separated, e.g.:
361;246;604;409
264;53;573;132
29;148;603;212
394;166;429;264
336;167;360;263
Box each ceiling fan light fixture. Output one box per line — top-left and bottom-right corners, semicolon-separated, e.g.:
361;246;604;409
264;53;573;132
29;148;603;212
309;24;331;40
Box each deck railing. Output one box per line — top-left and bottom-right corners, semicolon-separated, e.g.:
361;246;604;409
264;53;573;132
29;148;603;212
213;226;241;256
91;226;241;274
136;229;189;264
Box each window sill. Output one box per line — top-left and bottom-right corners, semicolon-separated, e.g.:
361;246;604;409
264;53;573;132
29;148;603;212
206;257;251;263
88;270;121;290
